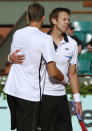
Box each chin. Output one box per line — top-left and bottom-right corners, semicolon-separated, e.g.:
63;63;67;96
63;30;67;33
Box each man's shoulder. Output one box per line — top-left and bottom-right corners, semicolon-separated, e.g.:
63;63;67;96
39;30;51;37
13;27;26;37
38;30;52;40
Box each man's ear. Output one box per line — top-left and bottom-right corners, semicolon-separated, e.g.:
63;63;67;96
51;18;57;25
26;14;29;25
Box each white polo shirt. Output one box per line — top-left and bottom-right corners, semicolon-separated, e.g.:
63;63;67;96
3;26;55;101
42;35;78;96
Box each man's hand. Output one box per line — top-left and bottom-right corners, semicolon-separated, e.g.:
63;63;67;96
75;102;82;116
9;49;25;64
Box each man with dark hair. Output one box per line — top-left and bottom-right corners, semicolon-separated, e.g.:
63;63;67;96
28;3;44;22
39;8;82;131
3;3;67;131
49;8;71;27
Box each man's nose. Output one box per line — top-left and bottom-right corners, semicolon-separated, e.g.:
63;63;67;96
66;20;69;24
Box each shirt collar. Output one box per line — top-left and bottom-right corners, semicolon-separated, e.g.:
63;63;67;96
47;29;69;50
27;26;39;31
47;30;57;49
47;29;69;43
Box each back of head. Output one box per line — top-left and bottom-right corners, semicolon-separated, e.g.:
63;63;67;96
28;3;44;22
49;8;71;27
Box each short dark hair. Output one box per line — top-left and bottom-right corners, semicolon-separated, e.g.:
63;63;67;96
49;8;71;27
28;3;44;22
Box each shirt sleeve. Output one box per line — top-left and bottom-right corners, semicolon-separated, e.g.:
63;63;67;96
70;41;78;65
8;32;17;62
41;35;55;63
10;31;22;54
8;31;23;62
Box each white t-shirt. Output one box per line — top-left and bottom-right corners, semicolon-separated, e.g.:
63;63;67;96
3;26;55;102
42;36;78;96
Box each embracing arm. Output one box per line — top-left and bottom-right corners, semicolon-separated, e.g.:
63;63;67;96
8;50;25;64
47;62;64;81
47;62;68;84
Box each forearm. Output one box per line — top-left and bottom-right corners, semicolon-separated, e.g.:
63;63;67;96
52;67;64;81
50;70;68;85
8;53;16;63
70;74;82;116
69;72;81;102
47;62;64;81
61;74;68;85
69;73;79;94
68;63;82;115
8;50;25;64
56;64;68;85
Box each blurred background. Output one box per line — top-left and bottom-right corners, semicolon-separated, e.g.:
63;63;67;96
0;0;92;131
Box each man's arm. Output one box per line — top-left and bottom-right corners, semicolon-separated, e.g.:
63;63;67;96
78;45;82;55
9;50;25;64
68;64;82;116
47;62;64;81
9;50;68;83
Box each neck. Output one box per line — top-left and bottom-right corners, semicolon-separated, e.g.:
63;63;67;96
51;26;64;45
29;21;42;29
51;26;63;40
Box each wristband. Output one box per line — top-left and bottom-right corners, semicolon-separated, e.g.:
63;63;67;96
73;93;81;102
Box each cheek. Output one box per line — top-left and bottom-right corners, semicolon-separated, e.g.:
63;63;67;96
57;21;63;28
58;20;63;25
